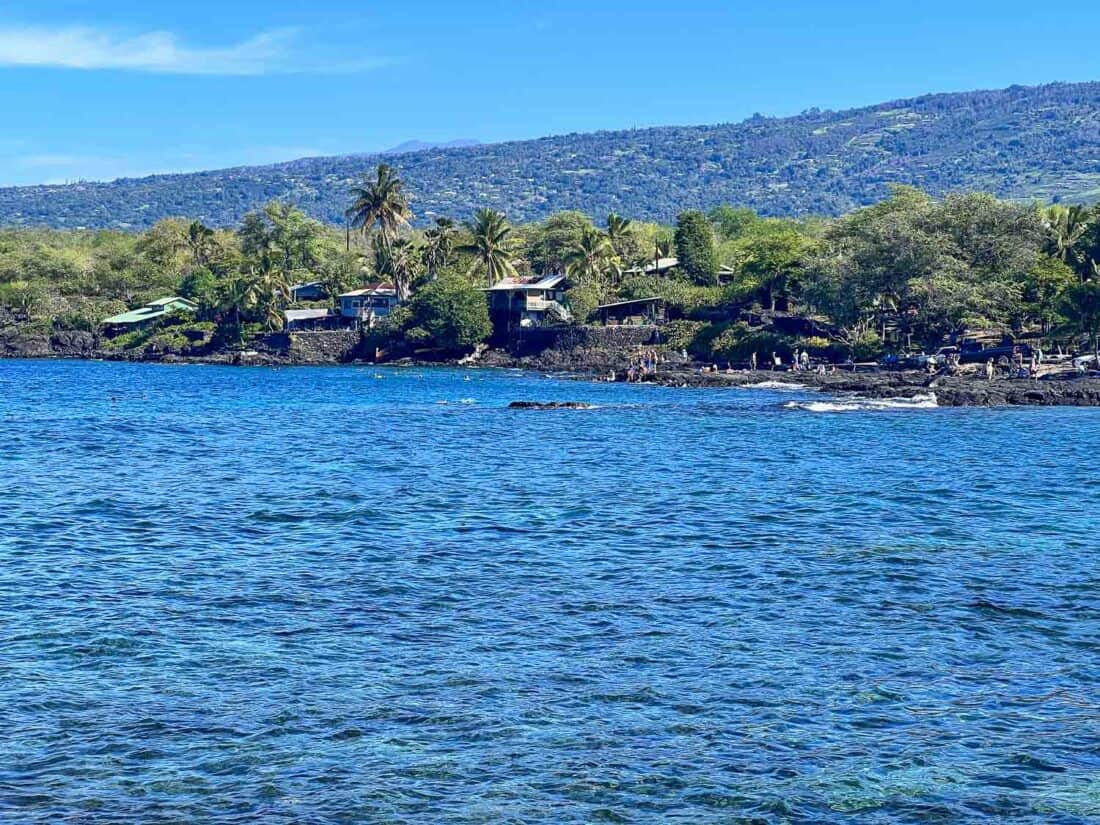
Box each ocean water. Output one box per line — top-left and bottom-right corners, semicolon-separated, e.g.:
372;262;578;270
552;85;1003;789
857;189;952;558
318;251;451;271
2;359;1100;823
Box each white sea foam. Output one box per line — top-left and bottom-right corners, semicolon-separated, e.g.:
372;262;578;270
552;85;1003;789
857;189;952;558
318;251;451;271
785;393;938;413
745;380;812;391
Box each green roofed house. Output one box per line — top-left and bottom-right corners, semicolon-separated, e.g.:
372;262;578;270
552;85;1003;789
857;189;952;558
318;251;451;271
101;297;198;333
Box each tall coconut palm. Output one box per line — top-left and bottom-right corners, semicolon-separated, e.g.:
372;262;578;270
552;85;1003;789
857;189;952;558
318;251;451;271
346;163;412;251
459;208;518;286
373;235;420;301
186;220;217;267
564;227;619;287
422;217;457;279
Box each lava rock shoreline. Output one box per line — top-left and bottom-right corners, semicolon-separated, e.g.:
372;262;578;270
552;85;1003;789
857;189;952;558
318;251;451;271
635;368;1100;407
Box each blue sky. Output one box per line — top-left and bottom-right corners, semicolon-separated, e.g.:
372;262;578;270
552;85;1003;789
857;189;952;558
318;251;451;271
1;0;1099;186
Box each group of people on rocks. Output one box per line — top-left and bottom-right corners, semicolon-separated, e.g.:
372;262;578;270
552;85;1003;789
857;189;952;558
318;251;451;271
983;347;1044;380
621;349;663;383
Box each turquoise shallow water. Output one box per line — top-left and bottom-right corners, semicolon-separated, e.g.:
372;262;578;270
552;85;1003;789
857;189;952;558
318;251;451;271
2;359;1100;823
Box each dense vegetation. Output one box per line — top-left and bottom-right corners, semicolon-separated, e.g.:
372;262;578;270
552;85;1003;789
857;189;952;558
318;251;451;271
3;82;1100;230
4;160;1100;361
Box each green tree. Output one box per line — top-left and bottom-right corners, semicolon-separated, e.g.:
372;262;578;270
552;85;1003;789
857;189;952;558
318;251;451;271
404;274;491;351
564;226;618;288
708;205;760;240
674;210;720;285
346;163;412;250
263;202;327;285
316;249;364;308
605;213;643;266
422;217;458;279
373;236;420;301
185;221;217;267
731;224;813;311
215;274;257;343
1022;256;1076;334
248;252;291;332
1045;204;1091;273
179;266;220;317
459;208;518;286
526;211;593;275
237;212;272;258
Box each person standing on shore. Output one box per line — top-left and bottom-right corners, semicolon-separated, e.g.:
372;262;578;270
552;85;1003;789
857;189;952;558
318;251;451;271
985;358;995;381
772;352;781;371
750;352;757;372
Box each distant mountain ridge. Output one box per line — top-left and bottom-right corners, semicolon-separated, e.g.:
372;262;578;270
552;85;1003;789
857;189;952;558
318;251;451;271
381;139;482;155
3;81;1100;230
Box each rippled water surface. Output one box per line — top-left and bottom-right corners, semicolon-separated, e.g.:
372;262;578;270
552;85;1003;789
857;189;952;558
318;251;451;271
3;359;1100;823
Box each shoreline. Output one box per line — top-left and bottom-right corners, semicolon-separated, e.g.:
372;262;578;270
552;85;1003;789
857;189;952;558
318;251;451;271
632;367;1100;407
6;346;1100;407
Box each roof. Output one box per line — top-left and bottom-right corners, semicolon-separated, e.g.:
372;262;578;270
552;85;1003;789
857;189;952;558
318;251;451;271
596;297;663;310
487;274;565;291
624;258;679;276
339;282;397;298
147;296;197;309
291;280;325;291
102;297;197;326
285;309;334;322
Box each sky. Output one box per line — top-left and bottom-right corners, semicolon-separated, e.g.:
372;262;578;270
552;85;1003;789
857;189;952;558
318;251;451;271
1;0;1099;186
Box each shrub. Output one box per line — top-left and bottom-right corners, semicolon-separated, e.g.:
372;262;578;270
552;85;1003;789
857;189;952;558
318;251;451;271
660;320;707;352
403;275;491;352
564;284;602;324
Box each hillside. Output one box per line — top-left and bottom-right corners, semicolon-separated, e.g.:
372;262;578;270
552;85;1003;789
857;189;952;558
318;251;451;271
3;81;1100;229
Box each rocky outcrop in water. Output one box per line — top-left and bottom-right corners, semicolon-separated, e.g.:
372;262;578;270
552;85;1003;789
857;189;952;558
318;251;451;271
641;368;1100;407
508;401;596;410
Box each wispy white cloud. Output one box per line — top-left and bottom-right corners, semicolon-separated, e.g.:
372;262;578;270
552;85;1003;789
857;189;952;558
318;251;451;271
0;25;383;75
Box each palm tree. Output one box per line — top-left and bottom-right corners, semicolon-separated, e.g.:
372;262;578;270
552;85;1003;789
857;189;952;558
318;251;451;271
346;164;412;251
422;217;457;279
216;275;257;343
373;236;420;301
564;226;619;287
458;208;518;286
245;254;288;332
606;212;632;254
186;220;216;267
654;238;672;272
1046;204;1090;273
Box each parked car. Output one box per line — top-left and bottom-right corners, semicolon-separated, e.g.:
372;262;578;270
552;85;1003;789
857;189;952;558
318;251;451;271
1072;353;1099;371
956;341;1033;364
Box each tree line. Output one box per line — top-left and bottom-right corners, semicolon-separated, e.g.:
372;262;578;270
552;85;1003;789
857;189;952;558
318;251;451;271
1;163;1100;358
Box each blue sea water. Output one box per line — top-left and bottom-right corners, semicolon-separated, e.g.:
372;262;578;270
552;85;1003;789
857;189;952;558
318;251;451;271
2;359;1100;823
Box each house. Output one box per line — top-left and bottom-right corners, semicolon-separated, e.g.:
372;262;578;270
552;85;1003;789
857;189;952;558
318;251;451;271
486;274;572;333
623;257;736;281
101;297;198;333
595;297;666;326
285;308;339;331
290;281;328;302
338;283;400;328
624;257;681;277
